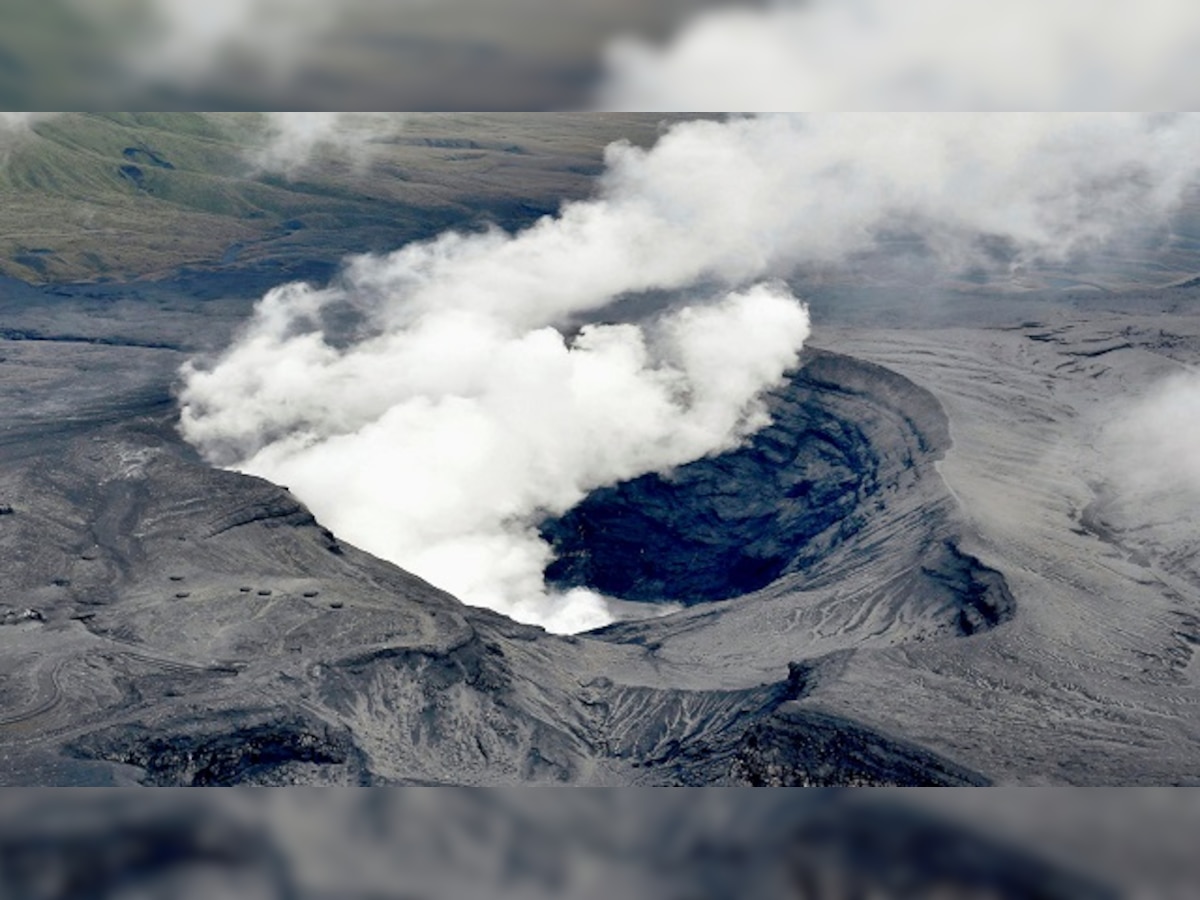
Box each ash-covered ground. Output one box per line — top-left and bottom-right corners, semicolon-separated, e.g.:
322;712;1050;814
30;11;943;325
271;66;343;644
1;273;1198;790
0;113;1198;796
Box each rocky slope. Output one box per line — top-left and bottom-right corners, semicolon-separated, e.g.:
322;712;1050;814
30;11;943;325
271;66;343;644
0;280;1013;786
2;112;1199;789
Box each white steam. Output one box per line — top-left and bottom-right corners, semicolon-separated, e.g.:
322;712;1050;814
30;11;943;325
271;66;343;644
250;113;406;177
182;281;808;633
596;0;1200;111
180;114;1200;632
0;113;49;130
1104;370;1200;505
0;113;60;164
0;112;56;142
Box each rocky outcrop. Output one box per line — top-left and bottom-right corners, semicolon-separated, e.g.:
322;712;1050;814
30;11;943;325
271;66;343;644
67;712;369;786
729;707;990;786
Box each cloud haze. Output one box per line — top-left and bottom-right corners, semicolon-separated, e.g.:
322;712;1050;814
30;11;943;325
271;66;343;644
596;0;1200;111
0;111;53;140
248;113;406;177
0;112;59;164
6;0;1200;110
179;114;1200;632
5;0;711;110
1104;369;1200;507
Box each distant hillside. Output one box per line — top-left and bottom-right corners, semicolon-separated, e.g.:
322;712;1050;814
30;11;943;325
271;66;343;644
5;112;1200;292
0;112;672;283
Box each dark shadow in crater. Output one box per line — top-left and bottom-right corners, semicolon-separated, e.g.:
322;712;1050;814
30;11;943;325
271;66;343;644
541;348;951;605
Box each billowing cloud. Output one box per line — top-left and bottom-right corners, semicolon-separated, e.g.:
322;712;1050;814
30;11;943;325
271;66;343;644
179;114;1200;632
596;0;1200;111
182;280;808;633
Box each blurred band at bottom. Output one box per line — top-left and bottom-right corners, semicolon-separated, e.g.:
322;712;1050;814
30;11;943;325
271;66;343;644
0;788;1194;899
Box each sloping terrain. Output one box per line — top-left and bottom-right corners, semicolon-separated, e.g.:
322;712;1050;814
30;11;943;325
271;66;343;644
807;308;1200;784
7;282;1195;787
0;112;677;282
0;307;994;786
1;113;1199;789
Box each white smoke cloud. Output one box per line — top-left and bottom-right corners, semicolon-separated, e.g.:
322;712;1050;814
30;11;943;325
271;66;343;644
181;280;809;634
0;113;57;140
0;113;60;164
249;113;406;177
596;0;1200;111
0;113;49;130
1104;369;1200;505
0;111;400;177
179;114;1200;633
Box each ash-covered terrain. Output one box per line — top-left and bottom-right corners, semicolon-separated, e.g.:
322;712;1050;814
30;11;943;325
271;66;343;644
3;281;1198;788
0;113;1199;791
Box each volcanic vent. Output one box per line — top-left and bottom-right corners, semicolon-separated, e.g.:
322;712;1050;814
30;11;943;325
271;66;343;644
541;348;1014;636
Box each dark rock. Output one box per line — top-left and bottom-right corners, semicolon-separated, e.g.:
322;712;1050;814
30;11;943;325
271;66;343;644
117;164;145;189
729;707;990;787
542;350;950;605
122;146;175;169
206;495;316;537
1;608;43;626
67;713;368;786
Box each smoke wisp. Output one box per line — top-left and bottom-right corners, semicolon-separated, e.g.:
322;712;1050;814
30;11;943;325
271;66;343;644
248;112;406;177
1104;368;1200;507
180;114;1200;632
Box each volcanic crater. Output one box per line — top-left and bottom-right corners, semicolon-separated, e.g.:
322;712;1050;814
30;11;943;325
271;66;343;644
542;348;1014;639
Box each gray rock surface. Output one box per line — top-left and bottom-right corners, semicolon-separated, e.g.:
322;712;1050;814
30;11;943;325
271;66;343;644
1;276;1198;787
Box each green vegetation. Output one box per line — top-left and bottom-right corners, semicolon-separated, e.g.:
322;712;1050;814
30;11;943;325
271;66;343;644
0;112;671;283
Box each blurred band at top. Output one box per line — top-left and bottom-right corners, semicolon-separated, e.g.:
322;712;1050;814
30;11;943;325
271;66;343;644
0;0;714;110
3;0;1200;111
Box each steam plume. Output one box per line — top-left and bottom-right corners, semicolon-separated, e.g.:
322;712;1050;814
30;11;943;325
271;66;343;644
180;114;1200;632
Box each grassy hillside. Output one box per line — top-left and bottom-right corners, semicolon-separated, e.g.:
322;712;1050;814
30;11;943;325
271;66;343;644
0;112;674;283
5;112;1200;292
